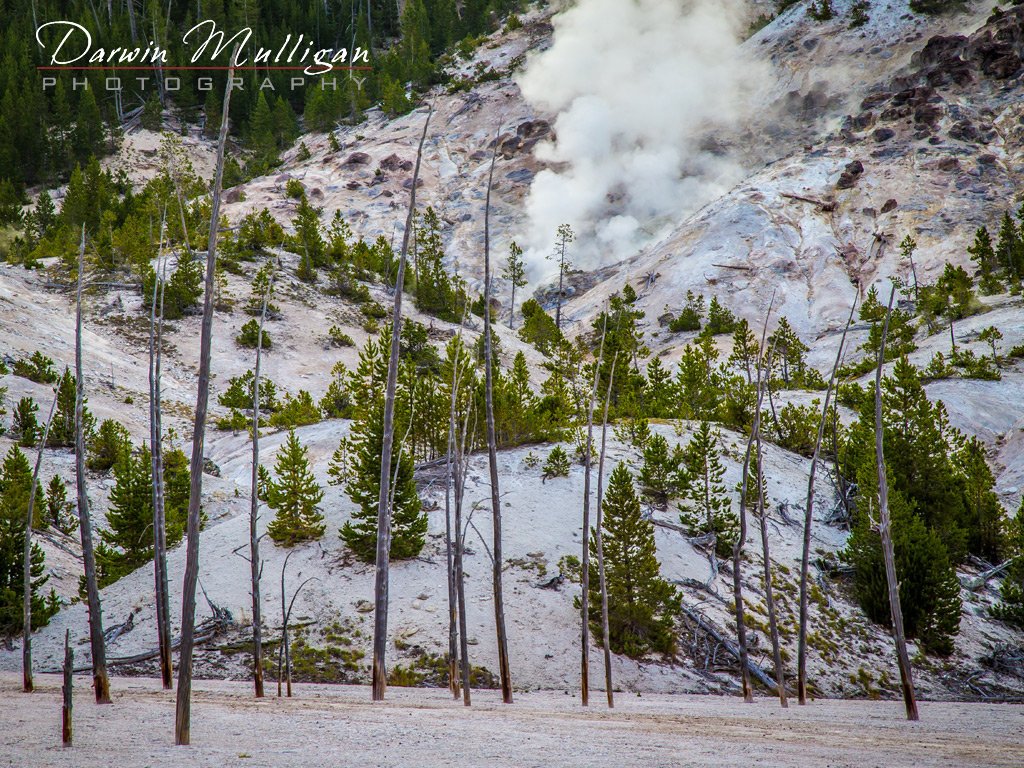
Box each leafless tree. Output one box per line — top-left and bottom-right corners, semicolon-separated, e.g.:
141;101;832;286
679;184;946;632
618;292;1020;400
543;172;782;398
175;57;236;745
731;294;774;703
371;107;432;702
75;227;111;705
753;360;787;708
797;298;856;704
277;551;316;698
249;258;275;698
595;354;617;708
579;314;607;706
21;373;61;692
62;628;73;746
454;365;476;706
149;218;173;690
483;127;512;703
874;286;919;721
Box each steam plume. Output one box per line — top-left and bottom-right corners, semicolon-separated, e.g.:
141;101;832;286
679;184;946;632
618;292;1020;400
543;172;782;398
516;0;768;279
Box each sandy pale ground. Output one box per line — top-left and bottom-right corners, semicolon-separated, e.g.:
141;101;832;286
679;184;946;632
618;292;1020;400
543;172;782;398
1;674;1020;768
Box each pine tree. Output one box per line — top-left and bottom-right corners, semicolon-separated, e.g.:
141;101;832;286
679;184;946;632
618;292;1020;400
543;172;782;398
292;195;325;279
638;433;686;508
645;357;675;418
87;419;131;472
706;296;738;335
993;499;1024;627
679;422;738;559
729;319;759;384
342;408;425;561
968;226;1000;294
0;445;56;635
502;241;527;329
11;397;39;448
48;369;94;448
266;430;326;547
45;476;77;535
72;88;104;164
587;463;679;657
96;445;155;586
542;445;570;480
549;224;574;330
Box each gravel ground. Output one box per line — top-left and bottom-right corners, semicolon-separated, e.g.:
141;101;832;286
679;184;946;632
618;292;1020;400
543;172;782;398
2;674;1021;767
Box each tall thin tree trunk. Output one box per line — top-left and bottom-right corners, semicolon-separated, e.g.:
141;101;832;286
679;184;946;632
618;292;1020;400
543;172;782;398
579;314;607;706
371;108;432;702
732;295;775;703
595;355;617;708
22;376;61;692
75;228;111;705
875;286;919;721
444;314;470;700
753;374;787;708
62;629;73;746
249;261;274;699
797;299;856;704
483;129;512;704
150;220;173;690
454;388;474;706
175;55;236;745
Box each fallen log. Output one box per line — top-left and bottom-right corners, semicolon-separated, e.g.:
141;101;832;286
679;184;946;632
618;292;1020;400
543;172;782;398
679;604;778;691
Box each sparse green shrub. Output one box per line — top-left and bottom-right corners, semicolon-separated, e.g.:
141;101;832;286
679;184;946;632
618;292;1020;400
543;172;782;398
541;445;570;481
237;318;272;350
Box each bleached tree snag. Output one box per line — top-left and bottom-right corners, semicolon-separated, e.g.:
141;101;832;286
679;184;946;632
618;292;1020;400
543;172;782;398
277;551;315;698
732;294;775;703
75;227;110;705
444;313;471;700
62;629;73;746
595;355;617;708
371;107;432;702
579;313;608;706
249;260;274;704
797;298;856;704
149;219;173;690
175;55;236;745
454;383;474;706
483;128;513;704
875;286;920;721
22;376;61;692
753;374;788;708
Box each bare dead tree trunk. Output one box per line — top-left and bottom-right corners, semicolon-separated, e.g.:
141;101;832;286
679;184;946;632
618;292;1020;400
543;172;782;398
732;294;775;703
371;108;432;702
579;314;607;706
249;260;274;699
444;314;471;701
595;355;617;708
875;286;920;721
22;376;61;692
175;55;236;745
483;128;512;704
454;380;474;706
75;228;111;705
753;371;787;708
277;551;315;698
150;219;173;690
62;629;73;746
797;299;856;704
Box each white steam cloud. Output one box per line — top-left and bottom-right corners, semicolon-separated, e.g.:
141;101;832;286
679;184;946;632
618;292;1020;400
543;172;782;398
516;0;768;279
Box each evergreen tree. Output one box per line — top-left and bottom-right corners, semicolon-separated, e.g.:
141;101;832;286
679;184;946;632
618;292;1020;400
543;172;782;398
87;419;131;472
587;463;679;657
549;224;574;330
638;433;686;508
72;88;104;164
292;195;325;279
541;445;570;480
266;430;326;547
0;446;57;635
993;499;1024;628
519;299;564;355
48;369;94;448
11;397;39;448
669;290;705;332
678;422;738;559
675;334;726;421
995;210;1024;281
706;296;738;335
342;408;425;560
96;445;155;586
502;241;528;329
728;319;760;384
645;357;675;418
968;226;1001;294
45;475;77;535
